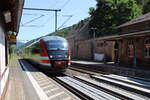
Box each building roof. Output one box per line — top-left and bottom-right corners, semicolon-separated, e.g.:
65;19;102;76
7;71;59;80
0;0;24;35
66;20;90;40
98;29;150;41
118;12;150;28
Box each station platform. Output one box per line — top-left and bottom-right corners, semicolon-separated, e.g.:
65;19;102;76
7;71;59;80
71;60;150;79
4;59;80;100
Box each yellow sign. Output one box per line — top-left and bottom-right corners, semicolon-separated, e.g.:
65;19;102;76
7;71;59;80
8;35;16;42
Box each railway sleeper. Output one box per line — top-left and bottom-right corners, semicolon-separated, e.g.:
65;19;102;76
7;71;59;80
92;75;150;98
75;76;149;100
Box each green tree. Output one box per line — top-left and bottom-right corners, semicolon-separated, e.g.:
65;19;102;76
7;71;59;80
89;0;114;36
112;0;142;25
49;27;71;37
135;0;148;5
143;0;150;14
89;0;142;37
89;7;95;15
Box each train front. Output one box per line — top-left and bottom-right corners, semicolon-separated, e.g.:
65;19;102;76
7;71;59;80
45;39;70;72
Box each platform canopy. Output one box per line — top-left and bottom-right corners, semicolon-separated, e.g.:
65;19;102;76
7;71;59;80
0;0;24;36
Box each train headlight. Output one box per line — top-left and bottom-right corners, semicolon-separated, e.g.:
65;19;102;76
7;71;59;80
65;55;68;58
50;55;53;58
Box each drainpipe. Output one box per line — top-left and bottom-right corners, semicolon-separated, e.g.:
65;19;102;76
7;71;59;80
133;39;137;67
104;41;106;64
117;41;121;66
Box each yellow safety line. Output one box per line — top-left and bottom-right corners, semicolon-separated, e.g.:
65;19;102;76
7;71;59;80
49;91;65;99
35;77;45;80
38;79;49;83
63;96;72;100
46;87;59;94
38;81;51;85
39;82;51;87
35;78;46;81
42;84;56;90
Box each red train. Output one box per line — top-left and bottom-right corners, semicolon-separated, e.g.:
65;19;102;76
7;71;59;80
21;36;70;73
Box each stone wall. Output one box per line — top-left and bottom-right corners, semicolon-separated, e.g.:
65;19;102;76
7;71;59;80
68;37;115;61
76;40;92;60
94;39;114;61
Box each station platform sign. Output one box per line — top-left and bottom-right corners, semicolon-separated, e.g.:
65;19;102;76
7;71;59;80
8;35;16;45
8;41;16;45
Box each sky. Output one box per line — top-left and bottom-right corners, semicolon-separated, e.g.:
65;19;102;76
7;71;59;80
17;0;97;42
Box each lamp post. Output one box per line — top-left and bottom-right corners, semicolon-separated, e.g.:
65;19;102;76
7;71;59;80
3;11;11;23
90;27;97;60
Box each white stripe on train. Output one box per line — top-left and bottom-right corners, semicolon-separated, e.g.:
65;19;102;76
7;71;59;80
40;62;52;67
40;56;49;60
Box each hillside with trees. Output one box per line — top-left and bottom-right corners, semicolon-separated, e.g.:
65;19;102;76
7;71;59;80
48;27;71;37
48;0;150;38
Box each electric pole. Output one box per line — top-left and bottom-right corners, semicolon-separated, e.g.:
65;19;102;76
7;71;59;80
55;11;58;32
90;27;97;60
23;8;61;32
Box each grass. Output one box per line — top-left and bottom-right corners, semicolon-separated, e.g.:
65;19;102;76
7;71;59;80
9;53;19;64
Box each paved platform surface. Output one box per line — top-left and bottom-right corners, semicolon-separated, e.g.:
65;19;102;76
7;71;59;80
71;60;150;78
4;59;80;100
4;60;31;100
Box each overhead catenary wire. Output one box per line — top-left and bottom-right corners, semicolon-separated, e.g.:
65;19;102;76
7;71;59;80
22;0;72;29
57;15;73;30
23;8;61;31
60;0;71;10
21;15;45;26
20;25;44;27
23;8;61;12
23;13;45;16
50;0;60;8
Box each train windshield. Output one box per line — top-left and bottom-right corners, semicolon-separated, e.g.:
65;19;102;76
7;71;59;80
46;40;68;50
48;50;68;56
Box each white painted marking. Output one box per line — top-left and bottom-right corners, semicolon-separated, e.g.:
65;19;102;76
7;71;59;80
40;57;49;60
40;62;51;67
20;61;49;100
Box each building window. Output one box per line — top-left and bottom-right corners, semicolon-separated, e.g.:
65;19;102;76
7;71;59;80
127;40;134;57
144;39;150;57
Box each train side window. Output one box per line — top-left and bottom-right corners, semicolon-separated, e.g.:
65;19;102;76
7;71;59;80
144;38;150;58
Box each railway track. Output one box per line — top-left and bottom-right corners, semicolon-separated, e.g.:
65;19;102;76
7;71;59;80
52;77;94;100
63;67;150;100
53;74;150;100
68;66;108;75
27;61;150;100
53;76;123;100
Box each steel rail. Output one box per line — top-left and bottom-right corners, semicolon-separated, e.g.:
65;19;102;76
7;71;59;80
55;76;121;100
51;77;94;100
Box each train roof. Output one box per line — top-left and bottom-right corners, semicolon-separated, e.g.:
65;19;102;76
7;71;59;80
41;36;67;42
